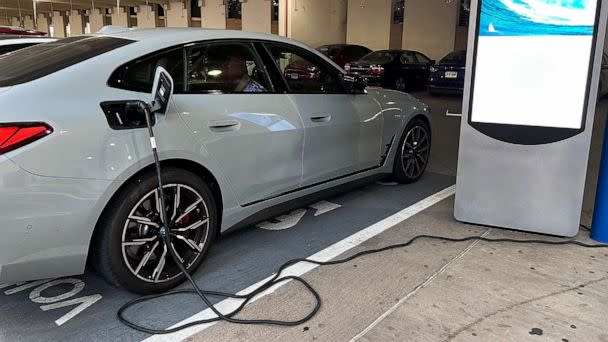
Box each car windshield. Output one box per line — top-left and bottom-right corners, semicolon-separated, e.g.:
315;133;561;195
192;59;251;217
0;36;133;87
358;51;397;64
439;51;466;65
318;45;342;58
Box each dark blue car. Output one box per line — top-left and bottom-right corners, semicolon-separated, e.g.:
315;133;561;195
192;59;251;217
428;50;466;96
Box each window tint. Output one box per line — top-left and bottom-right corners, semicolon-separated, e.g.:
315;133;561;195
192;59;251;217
439;50;466;65
318;45;341;58
0;36;132;87
186;42;269;93
109;48;185;93
267;44;344;94
603;53;607;66
342;46;359;59
415;52;432;64
359;51;397;64
400;51;417;64
352;46;372;59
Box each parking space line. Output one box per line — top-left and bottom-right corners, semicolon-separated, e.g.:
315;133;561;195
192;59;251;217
143;184;456;342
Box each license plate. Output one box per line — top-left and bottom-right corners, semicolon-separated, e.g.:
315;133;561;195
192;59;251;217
290;73;299;80
445;71;458;79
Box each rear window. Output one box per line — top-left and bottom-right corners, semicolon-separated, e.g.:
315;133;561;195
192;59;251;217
439;51;466;65
318;45;341;58
0;36;133;87
359;51;397;64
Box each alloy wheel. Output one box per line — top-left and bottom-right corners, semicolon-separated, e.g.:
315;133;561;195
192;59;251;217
395;77;406;92
400;125;430;179
121;184;210;283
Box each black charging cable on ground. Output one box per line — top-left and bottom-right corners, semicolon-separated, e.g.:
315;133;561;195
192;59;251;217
117;104;608;335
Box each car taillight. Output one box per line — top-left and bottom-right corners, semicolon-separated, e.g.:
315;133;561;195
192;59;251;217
0;123;53;155
344;63;351;72
371;65;385;75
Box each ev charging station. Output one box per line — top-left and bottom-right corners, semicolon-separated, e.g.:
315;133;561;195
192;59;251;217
455;0;608;236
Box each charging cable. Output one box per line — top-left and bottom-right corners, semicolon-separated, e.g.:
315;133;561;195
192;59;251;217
117;104;608;334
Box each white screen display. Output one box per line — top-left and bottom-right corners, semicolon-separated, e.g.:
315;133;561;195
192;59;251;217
470;0;599;129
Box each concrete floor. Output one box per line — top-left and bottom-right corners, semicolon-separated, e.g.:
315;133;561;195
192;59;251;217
188;93;608;342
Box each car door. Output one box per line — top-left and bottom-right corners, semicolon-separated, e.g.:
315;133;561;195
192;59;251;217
397;51;421;86
414;52;434;87
171;41;305;205
263;42;383;186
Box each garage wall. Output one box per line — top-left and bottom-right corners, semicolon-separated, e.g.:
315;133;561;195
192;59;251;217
51;12;66;37
137;5;157;28
242;0;271;33
89;9;104;32
69;11;84;35
166;2;189;27
111;7;129;27
36;15;49;33
402;0;459;60
347;0;392;51
201;1;226;29
286;0;347;48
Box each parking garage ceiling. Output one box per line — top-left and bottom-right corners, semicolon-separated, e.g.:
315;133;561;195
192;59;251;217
0;0;171;18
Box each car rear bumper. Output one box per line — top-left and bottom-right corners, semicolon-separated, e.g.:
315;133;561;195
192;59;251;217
0;156;111;283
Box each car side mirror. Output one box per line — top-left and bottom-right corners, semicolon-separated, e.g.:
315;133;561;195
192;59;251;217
343;73;367;94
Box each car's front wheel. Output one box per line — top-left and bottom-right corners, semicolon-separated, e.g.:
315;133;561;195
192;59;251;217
393;119;431;183
92;167;218;294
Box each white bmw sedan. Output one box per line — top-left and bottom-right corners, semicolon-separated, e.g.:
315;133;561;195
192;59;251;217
0;29;431;293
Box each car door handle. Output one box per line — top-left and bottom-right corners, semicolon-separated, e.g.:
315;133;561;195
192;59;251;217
310;115;331;123
208;120;240;132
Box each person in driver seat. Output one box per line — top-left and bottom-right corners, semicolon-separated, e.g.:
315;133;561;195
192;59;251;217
223;50;266;93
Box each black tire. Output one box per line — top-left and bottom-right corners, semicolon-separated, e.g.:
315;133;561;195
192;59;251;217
92;167;218;294
393;119;431;184
394;77;407;92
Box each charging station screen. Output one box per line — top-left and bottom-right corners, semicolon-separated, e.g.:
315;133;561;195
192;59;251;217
470;0;600;129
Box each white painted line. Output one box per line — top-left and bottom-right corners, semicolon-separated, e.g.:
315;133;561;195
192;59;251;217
349;229;491;342
142;184;456;342
446;110;462;117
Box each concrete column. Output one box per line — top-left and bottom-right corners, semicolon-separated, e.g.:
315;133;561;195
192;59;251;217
165;2;189;27
23;16;34;30
68;10;84;35
278;0;287;36
347;0;392;50
402;0;459;60
242;0;271;33
11;17;20;27
111;7;128;27
137;5;157;28
201;0;225;29
51;11;66;37
288;0;346;47
36;14;49;33
89;8;104;33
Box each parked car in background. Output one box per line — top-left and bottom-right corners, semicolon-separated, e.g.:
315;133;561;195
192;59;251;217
600;52;608;98
428;50;466;96
318;44;372;69
345;50;435;92
0;29;431;294
0;25;46;36
0;35;57;55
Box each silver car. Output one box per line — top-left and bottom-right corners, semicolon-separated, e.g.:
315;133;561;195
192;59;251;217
0;29;431;294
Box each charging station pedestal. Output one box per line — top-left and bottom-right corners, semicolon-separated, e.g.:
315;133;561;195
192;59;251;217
455;0;608;236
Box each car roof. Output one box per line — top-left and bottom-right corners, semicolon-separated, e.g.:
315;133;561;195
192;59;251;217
95;28;312;49
0;36;57;46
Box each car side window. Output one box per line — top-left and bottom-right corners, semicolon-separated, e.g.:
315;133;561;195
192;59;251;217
266;44;345;94
400;52;417;64
109;48;185;93
603;53;607;66
353;46;371;59
185;42;270;94
415;52;432;65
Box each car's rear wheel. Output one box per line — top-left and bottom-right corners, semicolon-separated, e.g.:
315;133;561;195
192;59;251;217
393;119;431;183
394;77;407;92
92;168;218;294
